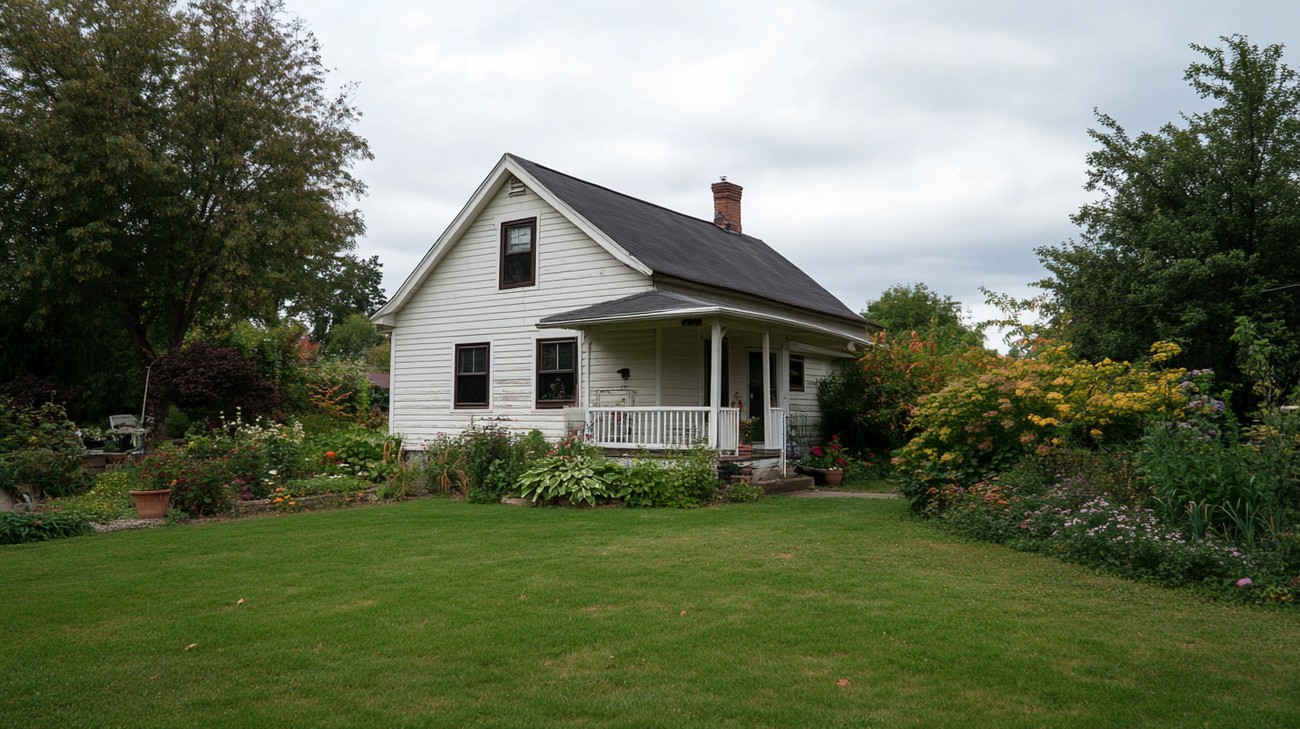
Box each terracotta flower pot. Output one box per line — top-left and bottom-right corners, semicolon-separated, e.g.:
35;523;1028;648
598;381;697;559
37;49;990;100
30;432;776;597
824;469;844;486
130;489;172;519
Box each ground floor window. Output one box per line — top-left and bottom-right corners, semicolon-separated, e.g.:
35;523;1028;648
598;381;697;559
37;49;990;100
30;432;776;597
455;343;489;408
537;338;577;408
789;354;805;392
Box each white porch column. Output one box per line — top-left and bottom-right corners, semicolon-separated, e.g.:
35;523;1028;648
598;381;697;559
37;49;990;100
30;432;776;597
709;321;722;447
655;327;663;406
777;340;789;412
582;335;591;408
762;331;772;408
762;331;772;443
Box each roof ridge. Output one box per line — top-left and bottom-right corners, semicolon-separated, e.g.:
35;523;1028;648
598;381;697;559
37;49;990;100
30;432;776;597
506;153;762;243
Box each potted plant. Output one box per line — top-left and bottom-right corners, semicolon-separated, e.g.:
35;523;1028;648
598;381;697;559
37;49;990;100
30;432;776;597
78;426;108;450
738;418;757;455
127;446;183;519
805;434;851;486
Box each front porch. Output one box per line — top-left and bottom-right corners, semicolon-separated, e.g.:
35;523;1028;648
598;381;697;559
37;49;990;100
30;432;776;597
538;290;869;466
585;405;788;460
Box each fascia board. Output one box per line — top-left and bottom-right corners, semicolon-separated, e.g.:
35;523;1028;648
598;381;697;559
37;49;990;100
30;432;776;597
504;157;653;277
371;155;514;322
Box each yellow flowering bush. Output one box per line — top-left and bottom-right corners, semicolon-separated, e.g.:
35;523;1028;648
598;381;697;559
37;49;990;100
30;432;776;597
896;342;1187;510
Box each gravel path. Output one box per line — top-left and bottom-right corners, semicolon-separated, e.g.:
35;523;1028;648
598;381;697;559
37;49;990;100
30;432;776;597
91;518;165;533
784;490;899;499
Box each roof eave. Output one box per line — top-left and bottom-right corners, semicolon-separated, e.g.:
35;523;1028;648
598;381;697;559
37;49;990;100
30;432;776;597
371;154;654;324
538;301;871;347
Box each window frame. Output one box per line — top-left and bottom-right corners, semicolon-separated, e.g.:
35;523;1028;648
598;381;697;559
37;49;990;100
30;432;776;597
454;342;490;409
499;217;537;289
535;337;578;409
789;354;805;393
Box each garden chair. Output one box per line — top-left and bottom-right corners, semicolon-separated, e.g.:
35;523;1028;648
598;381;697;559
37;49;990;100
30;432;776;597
108;414;147;451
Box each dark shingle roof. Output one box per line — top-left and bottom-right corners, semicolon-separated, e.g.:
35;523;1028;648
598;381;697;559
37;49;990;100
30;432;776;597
509;155;865;326
538;291;713;325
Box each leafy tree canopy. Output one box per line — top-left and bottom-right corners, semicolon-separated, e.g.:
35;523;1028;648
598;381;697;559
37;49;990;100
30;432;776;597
863;283;984;353
1036;35;1300;403
0;0;372;368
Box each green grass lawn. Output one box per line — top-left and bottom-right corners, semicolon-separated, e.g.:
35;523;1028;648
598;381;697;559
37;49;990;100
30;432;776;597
3;497;1299;728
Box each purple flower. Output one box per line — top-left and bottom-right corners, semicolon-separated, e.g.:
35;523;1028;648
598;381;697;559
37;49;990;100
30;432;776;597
1236;577;1253;588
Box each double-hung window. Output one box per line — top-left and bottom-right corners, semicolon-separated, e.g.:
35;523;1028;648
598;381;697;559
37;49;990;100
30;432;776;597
536;338;577;408
789;355;805;392
455;343;490;408
500;218;537;288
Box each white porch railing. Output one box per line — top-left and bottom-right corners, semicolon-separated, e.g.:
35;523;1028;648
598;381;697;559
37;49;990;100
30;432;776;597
588;407;740;450
766;407;787;472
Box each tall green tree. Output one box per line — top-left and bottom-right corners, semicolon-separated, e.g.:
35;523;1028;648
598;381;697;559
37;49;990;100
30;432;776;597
820;284;987;453
0;0;371;370
1036;36;1300;402
863;282;984;352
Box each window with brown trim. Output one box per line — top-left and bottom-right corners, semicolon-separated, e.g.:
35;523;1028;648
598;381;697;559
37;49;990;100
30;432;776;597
536;338;577;408
454;343;490;408
789;355;805;392
500;218;537;288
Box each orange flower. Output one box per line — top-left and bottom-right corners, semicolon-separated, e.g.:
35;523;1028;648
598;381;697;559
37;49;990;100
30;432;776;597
325;451;337;460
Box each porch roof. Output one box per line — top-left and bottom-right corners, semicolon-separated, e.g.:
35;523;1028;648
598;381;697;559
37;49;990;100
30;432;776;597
537;291;872;347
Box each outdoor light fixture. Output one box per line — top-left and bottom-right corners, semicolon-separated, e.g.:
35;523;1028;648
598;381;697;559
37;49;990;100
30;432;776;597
617;368;631;381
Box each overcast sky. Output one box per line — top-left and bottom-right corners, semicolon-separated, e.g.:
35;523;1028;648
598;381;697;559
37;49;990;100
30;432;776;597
293;0;1300;345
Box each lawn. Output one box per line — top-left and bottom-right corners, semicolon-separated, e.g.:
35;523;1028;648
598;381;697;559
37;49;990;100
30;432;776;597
3;497;1299;728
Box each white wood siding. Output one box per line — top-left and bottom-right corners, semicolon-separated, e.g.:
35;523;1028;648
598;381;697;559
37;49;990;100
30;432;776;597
389;182;651;444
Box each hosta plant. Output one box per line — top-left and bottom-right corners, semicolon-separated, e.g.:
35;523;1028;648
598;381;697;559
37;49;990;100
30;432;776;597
517;455;621;506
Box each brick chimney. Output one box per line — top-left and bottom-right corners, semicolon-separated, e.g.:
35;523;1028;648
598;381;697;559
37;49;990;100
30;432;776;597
711;177;742;233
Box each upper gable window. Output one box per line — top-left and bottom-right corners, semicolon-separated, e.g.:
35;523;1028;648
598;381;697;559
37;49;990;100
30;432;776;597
500;218;537;289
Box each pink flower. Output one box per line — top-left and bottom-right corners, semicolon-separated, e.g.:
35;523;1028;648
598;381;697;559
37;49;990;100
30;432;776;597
1236;578;1253;588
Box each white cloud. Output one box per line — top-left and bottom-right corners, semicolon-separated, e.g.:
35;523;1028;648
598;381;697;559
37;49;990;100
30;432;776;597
299;0;1300;345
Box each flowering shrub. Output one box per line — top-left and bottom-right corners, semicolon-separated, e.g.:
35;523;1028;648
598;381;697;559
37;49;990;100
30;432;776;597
937;471;1255;589
305;357;372;422
287;473;371;496
0;397;89;499
1137;369;1292;550
47;470;140;522
805;434;851;470
818;330;992;453
184;411;306;498
895;341;1187;510
322;425;401;482
270;486;298;513
459;424;550;503
130;444;233;517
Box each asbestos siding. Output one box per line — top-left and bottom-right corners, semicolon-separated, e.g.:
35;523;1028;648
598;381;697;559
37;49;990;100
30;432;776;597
389;183;651;444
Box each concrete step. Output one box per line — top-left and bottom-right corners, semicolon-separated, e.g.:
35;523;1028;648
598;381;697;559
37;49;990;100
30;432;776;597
758;475;815;494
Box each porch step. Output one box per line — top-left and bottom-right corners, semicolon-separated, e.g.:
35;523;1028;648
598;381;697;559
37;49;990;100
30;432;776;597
759;475;814;494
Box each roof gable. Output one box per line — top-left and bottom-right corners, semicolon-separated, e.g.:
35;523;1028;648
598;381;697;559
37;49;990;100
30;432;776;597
508;155;865;325
374;154;868;328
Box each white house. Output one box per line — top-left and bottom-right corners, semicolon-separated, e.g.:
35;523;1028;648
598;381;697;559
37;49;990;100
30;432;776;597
371;154;876;457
